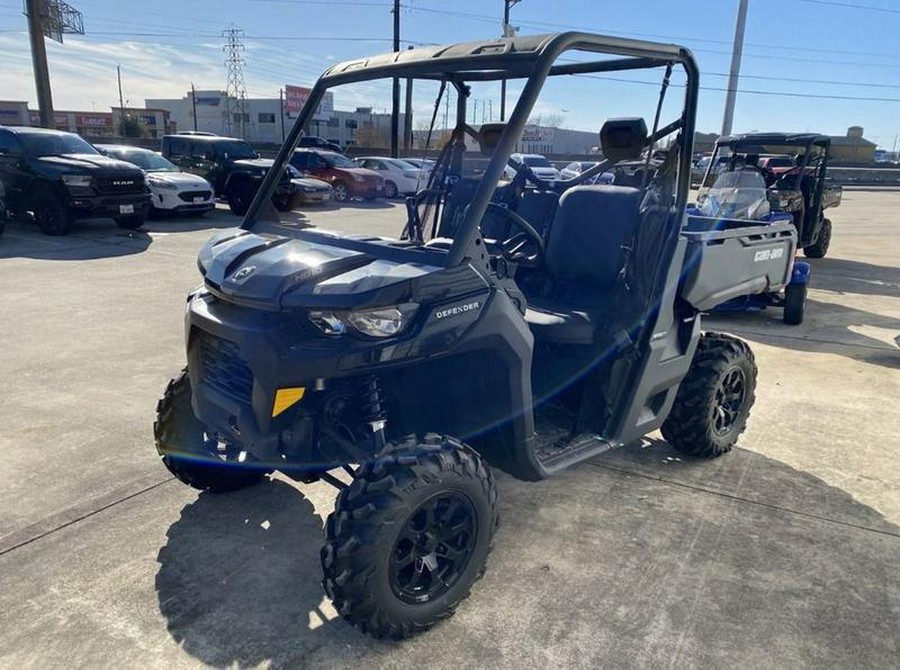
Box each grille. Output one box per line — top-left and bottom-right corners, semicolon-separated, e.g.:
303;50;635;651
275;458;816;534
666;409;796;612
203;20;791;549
178;190;213;202
196;333;253;404
95;173;144;194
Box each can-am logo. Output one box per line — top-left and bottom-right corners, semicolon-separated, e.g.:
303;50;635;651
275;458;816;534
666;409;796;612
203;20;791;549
232;265;256;281
435;300;481;320
754;248;785;263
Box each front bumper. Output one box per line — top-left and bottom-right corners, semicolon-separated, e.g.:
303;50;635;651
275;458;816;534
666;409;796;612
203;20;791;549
67;192;152;218
296;190;332;204
347;181;384;198
153;190;216;212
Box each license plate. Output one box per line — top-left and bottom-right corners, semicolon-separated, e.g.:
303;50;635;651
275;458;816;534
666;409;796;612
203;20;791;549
119;204;134;214
193;197;204;204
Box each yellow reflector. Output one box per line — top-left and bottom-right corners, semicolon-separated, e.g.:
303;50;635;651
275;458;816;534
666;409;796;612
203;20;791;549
272;387;306;417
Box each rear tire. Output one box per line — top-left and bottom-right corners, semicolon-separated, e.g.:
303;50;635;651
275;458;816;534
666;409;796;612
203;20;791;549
804;217;831;258
154;370;268;493
321;434;499;640
783;282;807;325
28;186;72;236
226;180;256;216
661;333;757;458
384;180;398;199
114;212;147;230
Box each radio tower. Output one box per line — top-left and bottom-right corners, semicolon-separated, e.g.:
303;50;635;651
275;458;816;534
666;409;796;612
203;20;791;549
223;27;247;136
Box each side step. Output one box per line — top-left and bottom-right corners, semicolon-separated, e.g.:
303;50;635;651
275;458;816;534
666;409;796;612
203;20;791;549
533;406;614;474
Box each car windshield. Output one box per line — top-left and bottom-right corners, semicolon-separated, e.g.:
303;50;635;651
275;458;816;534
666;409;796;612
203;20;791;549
19;132;98;157
108;149;178;172
523;155;552;168
323;152;357;168
385;158;416;170
217;140;258;160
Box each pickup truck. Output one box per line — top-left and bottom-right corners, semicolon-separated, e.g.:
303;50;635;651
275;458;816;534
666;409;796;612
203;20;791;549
0;126;150;235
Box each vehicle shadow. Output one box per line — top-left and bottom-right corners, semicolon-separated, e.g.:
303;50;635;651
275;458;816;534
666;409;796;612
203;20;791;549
154;479;359;668
0;219;153;261
142;212;242;234
707;298;900;369
806;257;900;299
155;446;900;667
337;198;395;210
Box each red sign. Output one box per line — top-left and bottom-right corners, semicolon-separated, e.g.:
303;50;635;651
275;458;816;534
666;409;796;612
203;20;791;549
284;85;312;114
76;114;112;128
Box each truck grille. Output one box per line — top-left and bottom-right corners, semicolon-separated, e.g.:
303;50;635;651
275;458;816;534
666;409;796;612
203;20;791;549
178;190;212;202
95;173;144;194
197;333;253;404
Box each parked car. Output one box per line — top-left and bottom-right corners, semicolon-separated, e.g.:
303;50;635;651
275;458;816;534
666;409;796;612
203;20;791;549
289;171;334;205
298;136;343;153
0;126;150;235
503;153;560;182
161;134;299;216
353;156;429;198
559;160;599;180
289;149;383;202
96;144;215;217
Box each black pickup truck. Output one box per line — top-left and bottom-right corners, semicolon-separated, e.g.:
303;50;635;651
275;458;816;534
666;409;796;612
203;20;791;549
0;126;150;235
161;134;299;216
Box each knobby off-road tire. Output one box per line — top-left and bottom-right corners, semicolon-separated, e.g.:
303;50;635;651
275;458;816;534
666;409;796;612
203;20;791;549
804;217;832;259
28;186;72;236
321;434;499;640
154;369;268;493
783;282;807;325
661;333;757;458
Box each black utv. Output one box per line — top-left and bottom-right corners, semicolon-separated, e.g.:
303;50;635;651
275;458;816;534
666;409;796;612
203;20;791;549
155;33;797;639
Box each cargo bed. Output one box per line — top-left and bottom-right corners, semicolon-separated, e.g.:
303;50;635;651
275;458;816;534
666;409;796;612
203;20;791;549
680;215;798;311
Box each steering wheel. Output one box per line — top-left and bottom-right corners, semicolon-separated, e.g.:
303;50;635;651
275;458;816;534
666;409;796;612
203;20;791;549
485;202;545;267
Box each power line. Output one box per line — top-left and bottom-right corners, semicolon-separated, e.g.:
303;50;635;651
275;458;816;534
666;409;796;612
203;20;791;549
223;27;247;136
800;0;900;13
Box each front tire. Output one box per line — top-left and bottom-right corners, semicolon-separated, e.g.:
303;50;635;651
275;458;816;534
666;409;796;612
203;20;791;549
28;186;72;236
154;370;268;493
383;180;398;199
322;434;499;640
783;282;807;325
661;333;757;458
226;180;256;216
332;181;349;203
115;212;147;230
804;217;832;258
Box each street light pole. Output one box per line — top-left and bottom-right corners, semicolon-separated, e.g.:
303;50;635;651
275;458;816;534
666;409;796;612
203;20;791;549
25;0;54;128
721;0;749;137
499;0;521;122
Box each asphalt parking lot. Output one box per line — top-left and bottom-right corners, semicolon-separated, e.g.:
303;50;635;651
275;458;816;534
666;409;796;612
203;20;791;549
0;191;898;668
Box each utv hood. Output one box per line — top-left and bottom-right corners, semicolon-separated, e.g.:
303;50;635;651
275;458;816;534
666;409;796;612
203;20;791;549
198;229;442;310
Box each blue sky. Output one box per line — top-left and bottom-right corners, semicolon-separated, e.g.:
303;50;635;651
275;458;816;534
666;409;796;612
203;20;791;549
1;0;898;148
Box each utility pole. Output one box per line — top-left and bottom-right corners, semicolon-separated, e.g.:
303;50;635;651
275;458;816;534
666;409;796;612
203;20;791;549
391;0;401;157
191;83;198;131
403;46;414;152
721;0;749;137
279;88;286;142
117;64;125;133
25;0;54;128
500;0;522;122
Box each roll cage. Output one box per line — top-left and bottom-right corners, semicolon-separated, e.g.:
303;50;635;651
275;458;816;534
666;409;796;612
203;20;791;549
244;32;699;269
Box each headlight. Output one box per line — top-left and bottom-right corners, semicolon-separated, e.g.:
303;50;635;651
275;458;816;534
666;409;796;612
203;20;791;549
352;174;366;183
61;174;92;188
147;177;178;190
308;304;418;338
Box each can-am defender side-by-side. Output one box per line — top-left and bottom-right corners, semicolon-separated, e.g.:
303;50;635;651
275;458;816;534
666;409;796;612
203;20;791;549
155;33;797;639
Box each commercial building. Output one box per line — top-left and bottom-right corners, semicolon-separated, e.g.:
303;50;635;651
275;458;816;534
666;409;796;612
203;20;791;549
0;100;172;138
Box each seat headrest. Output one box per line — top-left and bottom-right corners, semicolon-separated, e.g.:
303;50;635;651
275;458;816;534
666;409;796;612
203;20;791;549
478;123;506;156
600;118;648;162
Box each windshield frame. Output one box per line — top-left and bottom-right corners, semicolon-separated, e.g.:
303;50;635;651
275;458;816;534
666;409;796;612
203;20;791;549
242;31;699;267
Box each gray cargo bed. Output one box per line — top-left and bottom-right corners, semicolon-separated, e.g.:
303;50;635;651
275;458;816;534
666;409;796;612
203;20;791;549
680;215;798;311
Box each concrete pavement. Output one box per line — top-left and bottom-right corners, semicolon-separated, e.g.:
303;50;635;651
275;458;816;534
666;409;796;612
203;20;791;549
0;192;897;668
